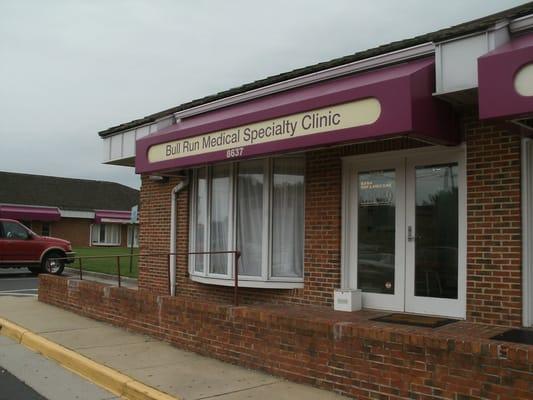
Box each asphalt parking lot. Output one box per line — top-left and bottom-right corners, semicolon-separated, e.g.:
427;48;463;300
0;364;46;400
0;268;39;298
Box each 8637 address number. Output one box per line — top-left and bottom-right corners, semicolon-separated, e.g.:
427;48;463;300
226;147;244;158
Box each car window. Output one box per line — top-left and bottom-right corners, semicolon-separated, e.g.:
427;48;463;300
1;221;30;240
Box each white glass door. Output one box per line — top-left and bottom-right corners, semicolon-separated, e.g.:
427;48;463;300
345;148;465;318
405;152;466;318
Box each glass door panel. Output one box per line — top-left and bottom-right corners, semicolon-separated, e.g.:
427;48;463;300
414;163;459;299
357;170;396;294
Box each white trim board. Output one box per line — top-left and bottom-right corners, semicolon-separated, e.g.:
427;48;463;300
522;138;533;327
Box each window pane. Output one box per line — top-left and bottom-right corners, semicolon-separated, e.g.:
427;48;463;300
210;164;230;275
91;225;99;243
271;157;304;278
109;225;120;244
2;222;29;240
99;224;106;242
357;170;396;294
415;163;458;299
42;223;50;236
195;168;207;272
237;160;264;276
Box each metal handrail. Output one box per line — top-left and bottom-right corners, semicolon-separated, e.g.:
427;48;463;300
51;250;242;305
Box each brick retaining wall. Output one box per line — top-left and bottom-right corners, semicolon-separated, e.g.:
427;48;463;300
39;275;533;400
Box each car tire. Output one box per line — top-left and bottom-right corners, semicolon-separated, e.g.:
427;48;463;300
41;251;65;275
28;267;42;275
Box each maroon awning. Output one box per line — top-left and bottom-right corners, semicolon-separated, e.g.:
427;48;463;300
478;32;533;120
94;210;131;224
0;204;61;222
136;57;457;174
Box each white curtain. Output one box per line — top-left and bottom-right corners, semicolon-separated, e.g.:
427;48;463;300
271;157;305;277
107;225;120;245
91;224;120;245
237;160;264;276
194;168;207;272
210;164;230;275
91;224;99;243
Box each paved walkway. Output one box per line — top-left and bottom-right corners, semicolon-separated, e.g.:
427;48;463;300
0;296;347;400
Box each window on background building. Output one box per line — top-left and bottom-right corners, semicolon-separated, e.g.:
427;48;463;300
91;224;120;246
127;225;139;248
189;156;305;285
41;223;51;237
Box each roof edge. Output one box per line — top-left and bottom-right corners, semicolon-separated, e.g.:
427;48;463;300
99;2;533;138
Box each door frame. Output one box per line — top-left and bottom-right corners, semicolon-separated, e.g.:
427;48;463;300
522;137;533;327
341;144;467;318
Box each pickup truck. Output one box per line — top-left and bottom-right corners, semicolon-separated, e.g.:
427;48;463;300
0;218;75;275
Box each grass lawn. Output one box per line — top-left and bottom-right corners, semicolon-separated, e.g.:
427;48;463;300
72;247;140;278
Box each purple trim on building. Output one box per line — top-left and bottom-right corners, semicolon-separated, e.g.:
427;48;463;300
0;205;61;222
94;210;131;224
136;57;457;173
478;32;533;120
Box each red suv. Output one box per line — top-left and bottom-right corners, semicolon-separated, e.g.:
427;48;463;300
0;219;75;275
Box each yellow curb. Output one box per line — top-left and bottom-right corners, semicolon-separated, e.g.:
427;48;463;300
124;380;178;400
0;317;29;343
0;317;180;400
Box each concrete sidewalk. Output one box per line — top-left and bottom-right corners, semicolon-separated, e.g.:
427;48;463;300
0;296;347;400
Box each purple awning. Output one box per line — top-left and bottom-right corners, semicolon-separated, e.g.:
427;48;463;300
136;57;457;174
478;33;533;120
94;210;131;224
0;204;61;222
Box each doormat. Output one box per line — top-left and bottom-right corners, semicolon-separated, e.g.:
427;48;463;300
491;329;533;345
371;313;458;328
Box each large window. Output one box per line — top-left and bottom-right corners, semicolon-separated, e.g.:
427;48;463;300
189;157;305;287
91;224;121;246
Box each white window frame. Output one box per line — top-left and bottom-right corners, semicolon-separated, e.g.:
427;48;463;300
522;137;533;327
188;157;305;289
90;223;121;246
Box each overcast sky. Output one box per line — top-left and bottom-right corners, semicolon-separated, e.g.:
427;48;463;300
0;0;527;189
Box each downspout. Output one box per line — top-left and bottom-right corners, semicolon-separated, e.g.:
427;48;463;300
170;177;189;296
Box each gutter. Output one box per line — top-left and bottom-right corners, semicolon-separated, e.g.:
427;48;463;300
170;178;189;296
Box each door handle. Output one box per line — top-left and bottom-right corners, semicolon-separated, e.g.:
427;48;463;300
407;226;420;242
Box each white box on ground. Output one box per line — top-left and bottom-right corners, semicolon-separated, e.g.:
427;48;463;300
333;289;362;312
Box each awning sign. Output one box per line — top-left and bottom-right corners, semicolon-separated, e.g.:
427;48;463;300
147;98;381;163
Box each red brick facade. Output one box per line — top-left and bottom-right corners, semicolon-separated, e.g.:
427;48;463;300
39;275;533;400
137;109;524;327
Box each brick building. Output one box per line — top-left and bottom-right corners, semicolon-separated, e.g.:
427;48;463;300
0;172;139;247
39;4;533;399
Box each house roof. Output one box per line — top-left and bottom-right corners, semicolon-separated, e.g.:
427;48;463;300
99;2;533;138
0;171;139;212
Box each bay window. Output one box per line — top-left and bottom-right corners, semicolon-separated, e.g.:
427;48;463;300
189;156;305;288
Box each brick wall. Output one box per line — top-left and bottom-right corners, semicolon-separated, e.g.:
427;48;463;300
39;274;533;400
137;112;524;326
50;218;92;247
465;111;522;326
